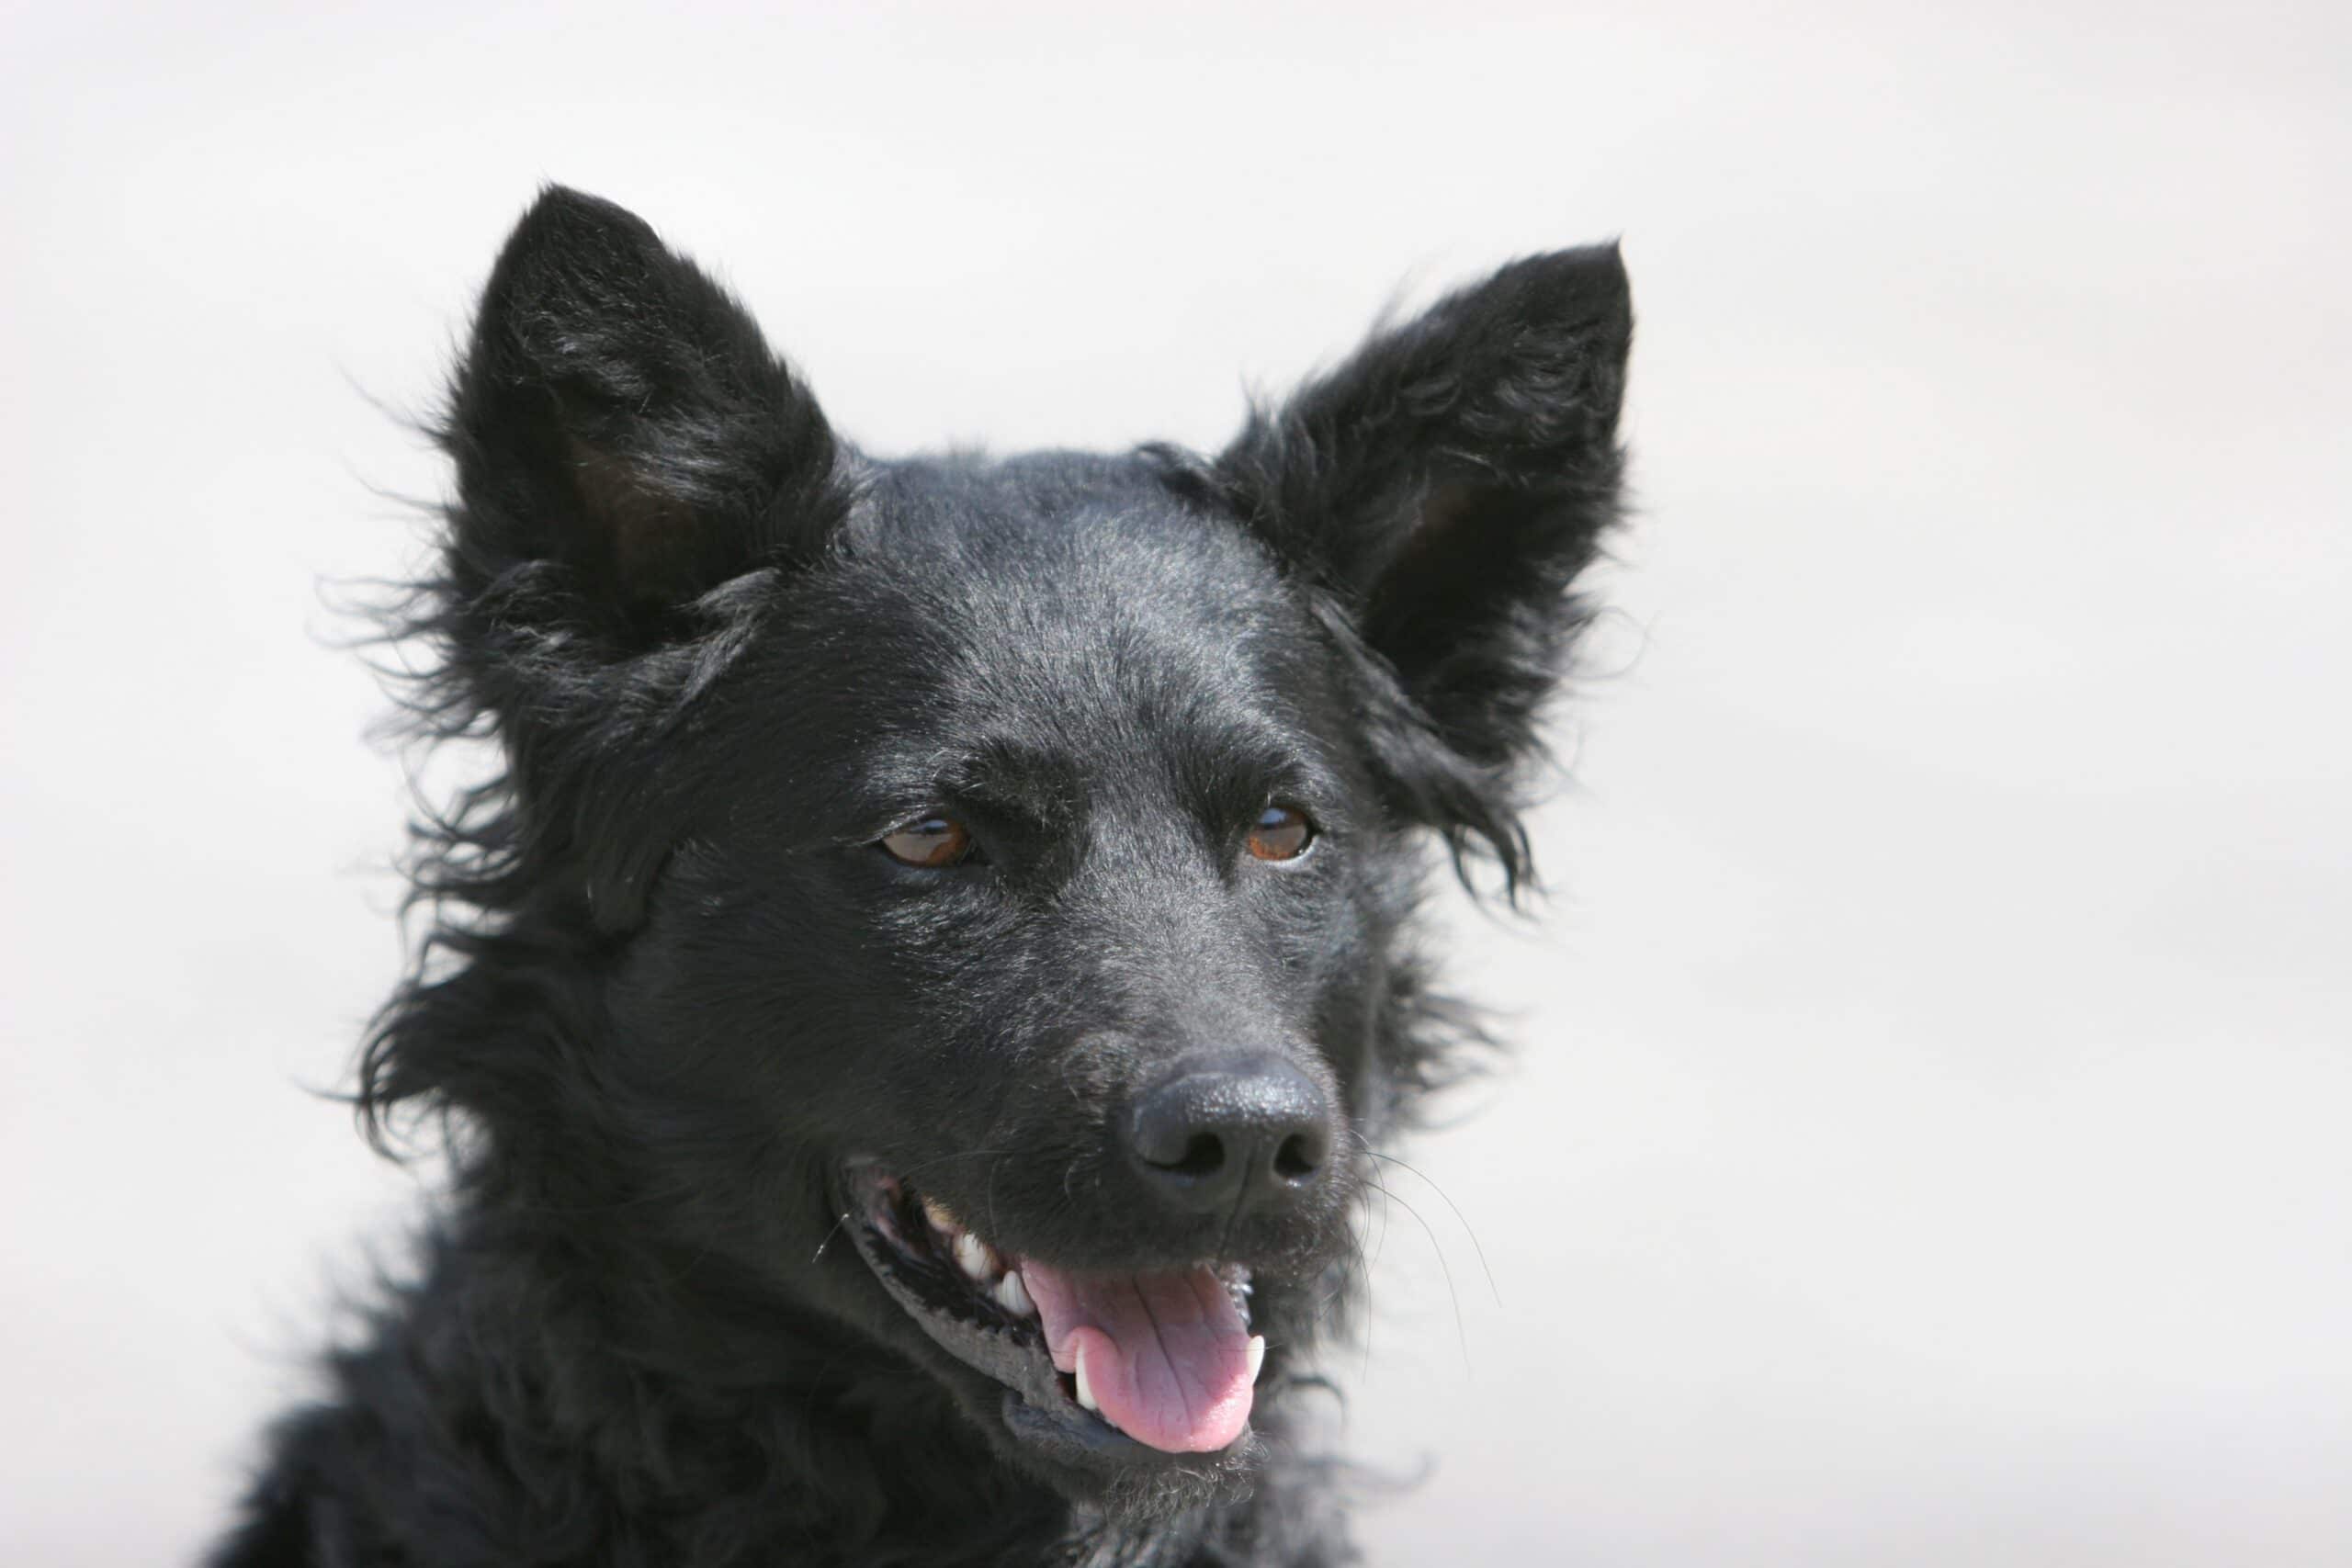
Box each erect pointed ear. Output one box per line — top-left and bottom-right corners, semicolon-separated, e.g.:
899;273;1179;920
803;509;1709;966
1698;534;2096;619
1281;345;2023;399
411;188;848;933
444;186;845;641
1216;247;1632;784
1223;245;1627;771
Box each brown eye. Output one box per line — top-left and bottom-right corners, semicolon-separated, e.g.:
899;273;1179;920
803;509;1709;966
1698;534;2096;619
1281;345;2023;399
1246;804;1315;863
879;816;974;869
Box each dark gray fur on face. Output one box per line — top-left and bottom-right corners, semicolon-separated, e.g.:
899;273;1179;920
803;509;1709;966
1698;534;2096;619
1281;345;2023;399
211;186;1631;1568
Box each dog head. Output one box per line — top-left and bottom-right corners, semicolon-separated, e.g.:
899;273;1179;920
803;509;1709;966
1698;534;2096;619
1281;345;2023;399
368;187;1629;1515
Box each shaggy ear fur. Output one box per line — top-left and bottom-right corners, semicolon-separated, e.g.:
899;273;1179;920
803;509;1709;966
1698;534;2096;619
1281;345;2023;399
1214;247;1632;885
445;184;846;637
400;187;848;937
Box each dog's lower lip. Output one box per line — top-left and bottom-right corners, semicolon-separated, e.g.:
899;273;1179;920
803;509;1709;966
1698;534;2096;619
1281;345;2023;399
836;1160;1264;1465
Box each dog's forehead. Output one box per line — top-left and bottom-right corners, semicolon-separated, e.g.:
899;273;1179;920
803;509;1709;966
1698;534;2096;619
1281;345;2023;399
834;453;1311;714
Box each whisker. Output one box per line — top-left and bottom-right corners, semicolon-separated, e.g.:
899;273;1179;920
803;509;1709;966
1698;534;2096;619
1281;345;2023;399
1365;1149;1502;1308
809;1206;854;1266
1359;1143;1396;1276
1357;1152;1472;1377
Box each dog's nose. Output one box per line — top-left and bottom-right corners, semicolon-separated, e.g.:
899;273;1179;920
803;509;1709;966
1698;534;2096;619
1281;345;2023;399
1125;1054;1333;1216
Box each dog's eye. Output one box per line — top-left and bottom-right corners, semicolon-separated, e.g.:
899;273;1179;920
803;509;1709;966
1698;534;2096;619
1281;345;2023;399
1246;804;1316;863
879;816;976;869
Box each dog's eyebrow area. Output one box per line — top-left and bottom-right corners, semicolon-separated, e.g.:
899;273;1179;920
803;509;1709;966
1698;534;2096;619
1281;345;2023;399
862;720;1346;846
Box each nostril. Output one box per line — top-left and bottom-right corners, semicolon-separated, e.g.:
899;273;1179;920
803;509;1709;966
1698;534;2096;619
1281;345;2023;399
1272;1132;1321;1181
1163;1132;1227;1178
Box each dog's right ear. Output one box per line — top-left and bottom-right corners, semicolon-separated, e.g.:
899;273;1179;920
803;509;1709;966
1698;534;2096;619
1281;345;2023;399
442;186;845;643
411;189;848;932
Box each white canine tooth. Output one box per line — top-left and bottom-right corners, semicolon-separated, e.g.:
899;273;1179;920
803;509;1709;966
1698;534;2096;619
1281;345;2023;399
954;1231;997;1282
995;1269;1034;1317
1246;1334;1267;1384
1075;1342;1100;1413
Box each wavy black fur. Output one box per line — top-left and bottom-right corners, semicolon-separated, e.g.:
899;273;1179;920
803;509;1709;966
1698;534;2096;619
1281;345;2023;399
210;187;1631;1567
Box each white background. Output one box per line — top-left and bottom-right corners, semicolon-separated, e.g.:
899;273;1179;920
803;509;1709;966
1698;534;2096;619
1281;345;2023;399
4;3;2346;1562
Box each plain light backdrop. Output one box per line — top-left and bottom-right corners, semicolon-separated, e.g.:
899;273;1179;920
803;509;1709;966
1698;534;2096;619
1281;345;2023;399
4;3;2346;1563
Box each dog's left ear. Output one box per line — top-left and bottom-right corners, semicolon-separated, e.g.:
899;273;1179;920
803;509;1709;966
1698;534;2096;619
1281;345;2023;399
1216;248;1632;785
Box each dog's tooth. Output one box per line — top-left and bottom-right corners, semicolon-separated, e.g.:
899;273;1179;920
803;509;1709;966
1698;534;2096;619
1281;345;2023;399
1245;1334;1267;1385
954;1231;997;1283
994;1269;1034;1317
922;1198;957;1236
1074;1342;1100;1414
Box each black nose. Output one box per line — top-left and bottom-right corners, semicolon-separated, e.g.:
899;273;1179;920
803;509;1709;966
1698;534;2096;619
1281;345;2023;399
1125;1054;1333;1217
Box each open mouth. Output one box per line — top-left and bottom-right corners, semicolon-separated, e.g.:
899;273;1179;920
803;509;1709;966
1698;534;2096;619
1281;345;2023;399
838;1161;1265;1465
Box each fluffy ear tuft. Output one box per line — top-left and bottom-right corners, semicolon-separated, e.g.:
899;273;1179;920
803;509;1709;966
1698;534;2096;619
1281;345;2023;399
394;188;849;936
443;186;845;638
1215;246;1633;881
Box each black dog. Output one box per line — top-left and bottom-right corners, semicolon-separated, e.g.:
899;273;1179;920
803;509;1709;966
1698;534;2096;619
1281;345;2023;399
211;187;1631;1567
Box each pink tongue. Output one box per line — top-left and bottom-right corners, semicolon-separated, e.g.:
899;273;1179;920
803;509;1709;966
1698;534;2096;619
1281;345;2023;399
1016;1260;1255;1453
